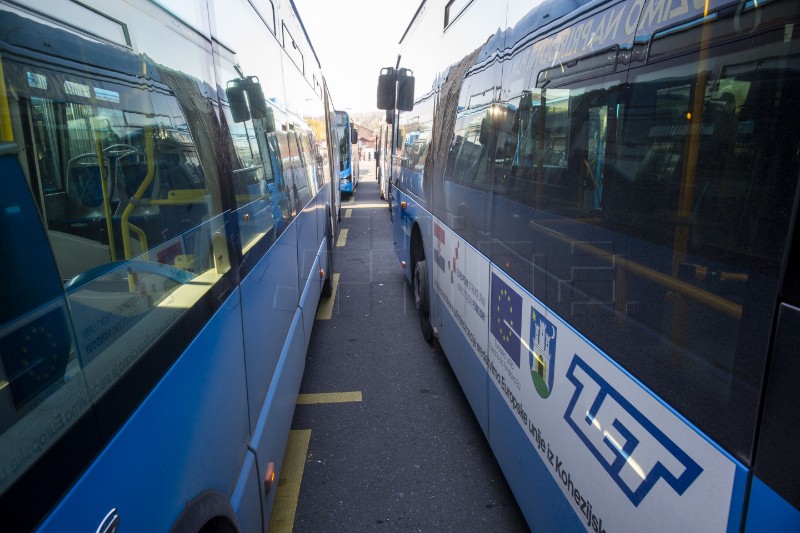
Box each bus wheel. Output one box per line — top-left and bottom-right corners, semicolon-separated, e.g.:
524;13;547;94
414;260;433;342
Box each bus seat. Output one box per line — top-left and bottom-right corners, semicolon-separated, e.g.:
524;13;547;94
118;160;157;200
67;163;104;212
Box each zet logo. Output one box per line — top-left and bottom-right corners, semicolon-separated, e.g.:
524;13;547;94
564;356;702;506
530;309;556;398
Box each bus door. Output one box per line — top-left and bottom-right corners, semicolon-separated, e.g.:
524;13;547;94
745;203;800;530
622;0;800;528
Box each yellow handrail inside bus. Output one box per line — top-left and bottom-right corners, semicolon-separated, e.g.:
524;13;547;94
530;220;743;320
122;125;155;261
0;58;13;142
92;119;117;261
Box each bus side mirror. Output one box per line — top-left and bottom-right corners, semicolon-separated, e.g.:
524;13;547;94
351;128;358;144
244;77;268;120
396;68;415;112
377;67;396;110
226;79;250;123
226;76;272;127
385;109;393;125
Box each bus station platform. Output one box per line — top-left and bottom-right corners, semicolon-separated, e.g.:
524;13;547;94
268;164;530;532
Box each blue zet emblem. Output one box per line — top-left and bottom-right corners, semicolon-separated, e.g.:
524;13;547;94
564;356;702;506
491;273;522;366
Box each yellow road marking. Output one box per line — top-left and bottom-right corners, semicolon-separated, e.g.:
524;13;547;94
344;209;352;218
296;391;363;405
315;273;339;320
267;429;311;533
336;228;348;247
347;203;387;209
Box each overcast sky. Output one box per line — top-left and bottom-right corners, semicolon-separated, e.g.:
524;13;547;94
292;0;421;112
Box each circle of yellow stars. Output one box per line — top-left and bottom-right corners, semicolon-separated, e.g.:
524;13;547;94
496;288;515;342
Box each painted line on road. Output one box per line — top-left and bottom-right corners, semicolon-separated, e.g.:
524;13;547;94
267;429;311;533
336;228;348;247
347;203;387;209
344;209;352;218
315;273;339;320
296;391;363;405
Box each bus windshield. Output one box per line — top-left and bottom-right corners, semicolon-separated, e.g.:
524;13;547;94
337;124;348;163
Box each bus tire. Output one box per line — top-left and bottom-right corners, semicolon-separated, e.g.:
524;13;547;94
414;260;433;342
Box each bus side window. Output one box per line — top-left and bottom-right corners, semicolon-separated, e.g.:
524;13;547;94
1;9;233;424
0;153;95;493
290;130;311;205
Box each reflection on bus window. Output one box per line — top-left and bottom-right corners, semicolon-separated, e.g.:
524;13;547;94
482;13;800;455
0;7;229;492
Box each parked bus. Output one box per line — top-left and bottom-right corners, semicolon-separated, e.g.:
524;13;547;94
0;0;339;530
382;0;800;531
335;109;359;193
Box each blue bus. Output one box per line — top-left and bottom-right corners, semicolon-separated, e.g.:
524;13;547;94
0;0;339;530
335;110;359;193
383;0;800;531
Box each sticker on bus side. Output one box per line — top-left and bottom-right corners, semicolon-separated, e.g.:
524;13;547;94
430;217;740;532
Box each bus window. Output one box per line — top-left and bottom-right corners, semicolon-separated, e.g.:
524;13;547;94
289;130;311;206
498;20;800;457
441;69;496;245
276;128;302;216
450;110;490;190
0;152;98;496
298;130;319;193
0;8;231;424
397;94;434;203
217;51;280;255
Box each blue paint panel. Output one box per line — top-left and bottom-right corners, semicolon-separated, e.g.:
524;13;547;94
745;477;800;532
241;224;299;432
38;291;250;532
436;299;489;436
231;450;263;533
295;203;320;301
320;234;331;275
299;250;322;349
488;382;585;533
249;309;307;523
315;183;330;253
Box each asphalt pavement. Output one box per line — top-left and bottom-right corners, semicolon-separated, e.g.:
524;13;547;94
271;164;530;532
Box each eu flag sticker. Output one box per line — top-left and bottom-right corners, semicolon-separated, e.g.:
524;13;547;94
491;273;522;366
529;309;556;398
